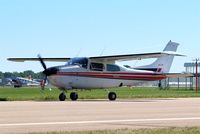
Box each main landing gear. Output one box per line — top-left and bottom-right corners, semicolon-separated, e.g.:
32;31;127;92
70;92;78;101
108;92;117;101
59;92;79;101
58;91;117;101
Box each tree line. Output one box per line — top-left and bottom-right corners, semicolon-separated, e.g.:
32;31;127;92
0;70;44;79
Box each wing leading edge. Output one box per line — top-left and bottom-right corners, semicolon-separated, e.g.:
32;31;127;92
7;52;183;62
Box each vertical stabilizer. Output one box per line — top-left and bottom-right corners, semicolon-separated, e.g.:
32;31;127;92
134;41;179;73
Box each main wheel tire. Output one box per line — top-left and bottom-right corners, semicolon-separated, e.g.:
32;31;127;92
70;92;78;101
59;93;66;101
108;92;117;101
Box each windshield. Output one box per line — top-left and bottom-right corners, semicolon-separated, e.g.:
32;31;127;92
67;57;88;68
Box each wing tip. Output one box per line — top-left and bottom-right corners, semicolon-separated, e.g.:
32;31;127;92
7;58;25;62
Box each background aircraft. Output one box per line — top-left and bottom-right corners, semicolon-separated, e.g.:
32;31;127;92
11;76;42;88
8;41;183;101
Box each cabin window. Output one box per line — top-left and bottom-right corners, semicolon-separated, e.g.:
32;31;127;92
106;64;120;71
90;63;104;71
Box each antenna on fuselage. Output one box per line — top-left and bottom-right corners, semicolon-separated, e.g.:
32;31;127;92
75;48;82;57
99;46;106;56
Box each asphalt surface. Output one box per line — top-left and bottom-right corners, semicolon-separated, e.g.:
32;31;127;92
1;98;200;133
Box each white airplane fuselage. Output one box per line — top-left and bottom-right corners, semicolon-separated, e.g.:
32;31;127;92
48;61;166;90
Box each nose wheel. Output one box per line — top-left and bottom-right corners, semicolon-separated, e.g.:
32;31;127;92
59;92;66;101
108;92;117;101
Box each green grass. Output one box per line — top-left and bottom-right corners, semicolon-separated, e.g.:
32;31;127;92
29;127;200;134
0;86;200;101
0;87;59;101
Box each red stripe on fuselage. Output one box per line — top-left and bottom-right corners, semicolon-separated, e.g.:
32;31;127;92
55;72;166;81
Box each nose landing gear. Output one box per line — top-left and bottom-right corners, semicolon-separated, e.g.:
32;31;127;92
59;92;66;101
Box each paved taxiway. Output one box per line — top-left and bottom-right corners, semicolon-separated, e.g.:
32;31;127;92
1;98;200;133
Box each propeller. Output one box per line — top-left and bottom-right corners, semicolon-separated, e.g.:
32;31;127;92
37;54;59;90
38;54;47;70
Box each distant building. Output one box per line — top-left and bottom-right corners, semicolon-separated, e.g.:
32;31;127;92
149;62;198;89
184;62;200;74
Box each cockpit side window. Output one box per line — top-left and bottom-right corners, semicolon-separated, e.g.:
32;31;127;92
79;58;88;68
90;62;104;71
106;64;121;72
67;58;88;69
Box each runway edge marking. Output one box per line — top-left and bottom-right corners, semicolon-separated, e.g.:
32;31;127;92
1;117;200;127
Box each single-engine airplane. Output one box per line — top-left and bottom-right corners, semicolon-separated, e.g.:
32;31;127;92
8;41;183;101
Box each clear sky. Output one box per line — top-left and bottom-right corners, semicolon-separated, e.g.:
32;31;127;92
0;0;200;73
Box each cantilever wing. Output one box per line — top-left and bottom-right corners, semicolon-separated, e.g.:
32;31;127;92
89;52;184;62
7;58;70;62
8;51;184;63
